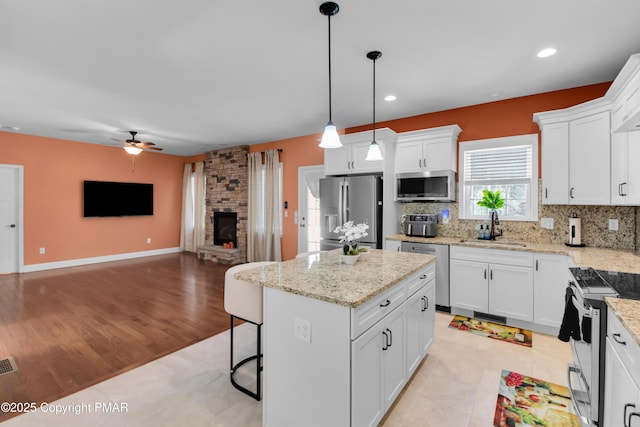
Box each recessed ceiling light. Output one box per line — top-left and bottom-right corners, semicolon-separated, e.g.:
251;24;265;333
487;92;502;98
384;95;397;102
537;48;557;58
0;125;20;131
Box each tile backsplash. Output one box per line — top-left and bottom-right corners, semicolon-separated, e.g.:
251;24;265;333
400;181;638;251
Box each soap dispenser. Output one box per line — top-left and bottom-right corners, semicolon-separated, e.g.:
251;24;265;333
478;225;484;240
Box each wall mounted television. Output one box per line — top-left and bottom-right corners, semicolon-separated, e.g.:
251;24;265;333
83;180;154;217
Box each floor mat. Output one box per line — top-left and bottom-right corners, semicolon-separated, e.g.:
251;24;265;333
493;370;580;427
448;315;533;347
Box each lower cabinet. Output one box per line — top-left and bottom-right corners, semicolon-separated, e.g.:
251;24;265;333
450;246;534;322
406;280;436;377
533;254;569;328
385;239;402;252
351;265;434;427
604;338;640;427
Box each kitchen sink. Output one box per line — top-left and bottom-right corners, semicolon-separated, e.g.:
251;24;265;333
458;239;527;248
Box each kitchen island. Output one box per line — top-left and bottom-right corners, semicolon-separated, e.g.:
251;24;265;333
235;249;436;427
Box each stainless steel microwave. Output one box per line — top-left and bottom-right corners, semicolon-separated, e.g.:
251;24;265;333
395;170;456;202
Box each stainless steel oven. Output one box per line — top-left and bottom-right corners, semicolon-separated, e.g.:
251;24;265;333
565;268;619;427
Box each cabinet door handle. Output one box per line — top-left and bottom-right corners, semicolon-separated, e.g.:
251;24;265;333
421;296;426;312
490;270;493;280
382;331;388;351
535;260;539;271
621;182;628;197
386;328;392;348
380;299;391;308
613;333;627;345
418;159;422;168
628;412;640;427
545;188;548;199
570;187;575;199
424;296;429;311
624;403;636;427
423;158;427;168
484;269;487;280
420;274;427;280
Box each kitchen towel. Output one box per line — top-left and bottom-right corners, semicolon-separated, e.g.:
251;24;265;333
558;287;581;342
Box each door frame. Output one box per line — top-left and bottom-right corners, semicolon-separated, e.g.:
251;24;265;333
0;164;24;273
297;165;324;254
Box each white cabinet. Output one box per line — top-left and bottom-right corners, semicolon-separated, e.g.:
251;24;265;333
568;111;611;205
324;140;384;175
605;306;640;427
533;254;569;329
450;258;489;312
489;264;534;322
604;337;640;427
608;53;640;133
352;300;407;427
385;239;401;252
395;125;461;174
450;246;533;322
611;131;640;205
534;101;611;205
406;279;435;378
540;122;569;204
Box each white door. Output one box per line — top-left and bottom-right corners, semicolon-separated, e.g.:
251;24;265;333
489;263;534;322
0;165;21;274
297;165;324;255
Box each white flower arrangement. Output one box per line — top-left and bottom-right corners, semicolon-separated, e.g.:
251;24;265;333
334;221;369;255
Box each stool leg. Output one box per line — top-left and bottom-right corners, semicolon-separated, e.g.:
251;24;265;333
229;315;263;401
229;315;235;374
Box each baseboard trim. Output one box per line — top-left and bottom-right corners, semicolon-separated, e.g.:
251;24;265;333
21;247;183;273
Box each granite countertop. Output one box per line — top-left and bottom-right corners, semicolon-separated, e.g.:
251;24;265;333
606;298;640;346
234;249;435;308
386;234;640;274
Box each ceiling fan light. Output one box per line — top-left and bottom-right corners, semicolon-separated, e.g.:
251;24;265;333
124;146;142;155
319;122;342;148
365;141;383;161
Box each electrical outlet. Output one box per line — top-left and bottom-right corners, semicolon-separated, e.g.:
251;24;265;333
609;219;619;231
541;218;554;230
294;317;311;343
146;238;151;244
39;247;45;254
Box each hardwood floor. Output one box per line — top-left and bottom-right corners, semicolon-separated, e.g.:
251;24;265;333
0;253;232;422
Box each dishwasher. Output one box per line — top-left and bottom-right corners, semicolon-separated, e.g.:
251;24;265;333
400;242;450;311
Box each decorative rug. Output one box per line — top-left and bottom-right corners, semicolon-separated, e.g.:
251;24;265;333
448;315;533;347
493;370;580;427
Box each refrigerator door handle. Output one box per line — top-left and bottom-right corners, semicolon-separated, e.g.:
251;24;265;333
338;182;344;226
344;182;350;222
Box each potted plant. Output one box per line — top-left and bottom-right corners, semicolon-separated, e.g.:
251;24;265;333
334;221;369;264
477;189;504;240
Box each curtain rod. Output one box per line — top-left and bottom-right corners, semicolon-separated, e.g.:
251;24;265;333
249;148;283;155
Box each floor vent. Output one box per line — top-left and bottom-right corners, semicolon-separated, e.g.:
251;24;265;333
0;357;18;377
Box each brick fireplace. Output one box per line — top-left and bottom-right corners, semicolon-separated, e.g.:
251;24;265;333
198;145;248;264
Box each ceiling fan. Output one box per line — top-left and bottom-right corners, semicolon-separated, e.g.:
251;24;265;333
112;131;163;155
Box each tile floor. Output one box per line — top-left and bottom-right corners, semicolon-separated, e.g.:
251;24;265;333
1;312;572;427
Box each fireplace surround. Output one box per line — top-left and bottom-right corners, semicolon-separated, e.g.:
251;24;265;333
213;212;237;247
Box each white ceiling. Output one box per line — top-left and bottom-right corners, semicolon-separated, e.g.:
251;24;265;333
2;0;640;156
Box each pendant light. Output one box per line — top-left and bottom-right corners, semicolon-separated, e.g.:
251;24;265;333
365;50;383;161
318;2;342;148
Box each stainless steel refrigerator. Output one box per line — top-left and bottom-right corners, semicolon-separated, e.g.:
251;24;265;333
319;175;383;251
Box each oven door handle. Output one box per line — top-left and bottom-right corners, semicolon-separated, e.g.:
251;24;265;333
567;363;592;427
571;294;593;319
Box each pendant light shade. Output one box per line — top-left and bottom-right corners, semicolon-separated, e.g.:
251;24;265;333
124;146;143;156
365;50;383;161
319;2;342;149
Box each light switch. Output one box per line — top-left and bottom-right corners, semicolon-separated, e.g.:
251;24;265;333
540;218;554;230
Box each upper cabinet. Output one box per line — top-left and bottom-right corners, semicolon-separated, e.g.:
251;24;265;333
534;99;611;205
395;125;462;174
607;53;640;133
611;131;640;205
324;128;397;176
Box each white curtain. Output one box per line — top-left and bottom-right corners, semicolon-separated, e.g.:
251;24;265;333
180;162;206;252
247;150;282;262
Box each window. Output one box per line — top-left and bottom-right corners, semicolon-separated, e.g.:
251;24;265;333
458;134;538;221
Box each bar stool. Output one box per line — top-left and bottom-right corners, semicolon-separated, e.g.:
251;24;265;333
224;261;276;401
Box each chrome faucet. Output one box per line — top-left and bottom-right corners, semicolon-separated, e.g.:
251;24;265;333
490;211;502;240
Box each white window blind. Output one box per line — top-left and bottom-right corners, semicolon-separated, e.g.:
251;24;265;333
459;134;538;221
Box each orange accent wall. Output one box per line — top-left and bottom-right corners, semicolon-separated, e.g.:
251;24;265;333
253;83;610;261
1;132;190;265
